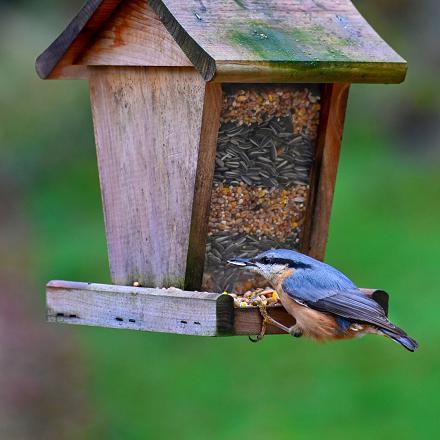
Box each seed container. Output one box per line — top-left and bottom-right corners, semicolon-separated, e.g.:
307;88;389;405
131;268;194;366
203;84;320;292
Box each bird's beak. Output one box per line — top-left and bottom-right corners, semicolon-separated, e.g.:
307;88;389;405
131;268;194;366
227;258;256;267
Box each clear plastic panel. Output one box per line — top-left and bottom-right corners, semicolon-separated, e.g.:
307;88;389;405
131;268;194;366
203;84;321;293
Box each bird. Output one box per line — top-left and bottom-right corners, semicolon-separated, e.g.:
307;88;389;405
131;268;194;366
228;249;418;351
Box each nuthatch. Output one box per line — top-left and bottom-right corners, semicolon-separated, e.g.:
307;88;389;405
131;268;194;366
228;249;418;351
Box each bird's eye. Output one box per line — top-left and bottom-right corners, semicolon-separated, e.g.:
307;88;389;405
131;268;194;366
260;256;271;264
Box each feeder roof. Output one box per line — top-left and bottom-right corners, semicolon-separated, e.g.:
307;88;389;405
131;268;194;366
36;0;406;83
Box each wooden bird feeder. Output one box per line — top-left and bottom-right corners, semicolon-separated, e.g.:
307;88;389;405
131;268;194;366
37;0;405;336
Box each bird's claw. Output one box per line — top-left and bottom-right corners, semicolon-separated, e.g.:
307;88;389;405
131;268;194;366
249;301;269;343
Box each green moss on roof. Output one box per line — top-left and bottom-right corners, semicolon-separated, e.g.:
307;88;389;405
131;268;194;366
229;20;351;64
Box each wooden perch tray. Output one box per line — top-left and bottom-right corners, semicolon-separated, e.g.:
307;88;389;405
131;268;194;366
46;281;388;337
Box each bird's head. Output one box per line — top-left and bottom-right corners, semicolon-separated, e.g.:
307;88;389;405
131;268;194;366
227;249;314;285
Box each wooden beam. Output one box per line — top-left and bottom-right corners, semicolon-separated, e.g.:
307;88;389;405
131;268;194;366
47;280;233;336
47;280;388;336
301;83;350;260
89;66;207;288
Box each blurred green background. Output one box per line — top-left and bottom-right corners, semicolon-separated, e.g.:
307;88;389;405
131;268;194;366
1;1;439;439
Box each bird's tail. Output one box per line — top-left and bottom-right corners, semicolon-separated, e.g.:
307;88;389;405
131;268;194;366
381;326;419;352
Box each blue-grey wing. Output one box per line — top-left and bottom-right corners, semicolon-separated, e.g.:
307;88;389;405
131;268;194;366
282;270;396;331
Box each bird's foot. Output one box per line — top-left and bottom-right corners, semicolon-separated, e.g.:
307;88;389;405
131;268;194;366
249;300;293;343
288;325;303;338
249;301;269;343
248;320;267;343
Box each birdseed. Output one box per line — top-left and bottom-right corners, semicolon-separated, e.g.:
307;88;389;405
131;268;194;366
221;84;320;139
202;84;320;292
208;183;308;241
224;288;282;308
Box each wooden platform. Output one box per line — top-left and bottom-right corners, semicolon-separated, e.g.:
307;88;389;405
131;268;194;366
46;280;387;337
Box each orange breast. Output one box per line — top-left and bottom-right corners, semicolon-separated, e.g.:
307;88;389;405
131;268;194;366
273;272;373;341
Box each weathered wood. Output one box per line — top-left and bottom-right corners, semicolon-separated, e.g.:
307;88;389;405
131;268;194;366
185;83;222;291
89;66;206;288
47;280;387;336
302;83;350;260
148;0;406;83
47;280;233;336
80;0;192;67
36;0;122;79
37;0;407;83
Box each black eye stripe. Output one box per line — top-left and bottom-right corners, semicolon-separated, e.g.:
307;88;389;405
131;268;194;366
258;257;311;269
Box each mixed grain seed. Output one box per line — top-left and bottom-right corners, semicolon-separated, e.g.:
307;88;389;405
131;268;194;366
203;85;320;293
220;85;320;139
225;288;281;308
208;183;308;241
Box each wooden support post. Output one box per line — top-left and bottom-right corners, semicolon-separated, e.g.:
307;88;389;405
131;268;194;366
89;66;219;288
301;83;350;260
185;83;222;291
47;280;388;336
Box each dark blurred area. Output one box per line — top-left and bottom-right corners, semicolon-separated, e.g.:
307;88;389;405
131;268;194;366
0;1;439;439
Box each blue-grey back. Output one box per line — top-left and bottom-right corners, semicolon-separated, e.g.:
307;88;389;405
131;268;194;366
259;248;358;291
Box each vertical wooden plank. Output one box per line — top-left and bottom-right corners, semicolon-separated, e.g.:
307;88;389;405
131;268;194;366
301;83;350;260
89;66;206;288
185;83;222;291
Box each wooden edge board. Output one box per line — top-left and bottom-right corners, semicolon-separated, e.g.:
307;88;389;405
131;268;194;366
47;280;388;337
47;280;228;336
212;62;407;84
301;83;350;260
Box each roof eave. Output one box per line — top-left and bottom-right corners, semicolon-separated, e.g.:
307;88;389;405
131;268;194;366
35;0;122;79
212;60;407;84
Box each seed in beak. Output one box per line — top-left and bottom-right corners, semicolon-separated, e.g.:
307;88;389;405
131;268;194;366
227;258;250;267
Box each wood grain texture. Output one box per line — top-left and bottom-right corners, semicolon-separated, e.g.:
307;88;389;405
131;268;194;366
80;0;192;67
185;83;222;291
303;83;350;260
89;66;206;288
36;0;122;79
47;280;386;336
47;280;231;336
37;0;406;83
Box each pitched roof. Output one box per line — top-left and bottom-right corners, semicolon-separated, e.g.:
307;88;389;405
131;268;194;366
36;0;406;83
